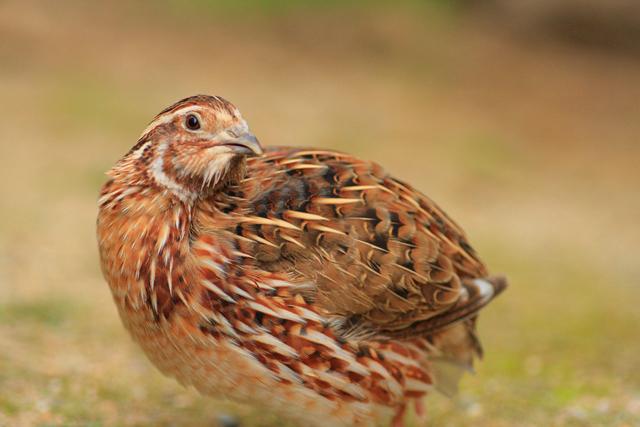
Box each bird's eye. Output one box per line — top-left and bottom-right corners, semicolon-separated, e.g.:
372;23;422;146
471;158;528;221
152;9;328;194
185;114;201;131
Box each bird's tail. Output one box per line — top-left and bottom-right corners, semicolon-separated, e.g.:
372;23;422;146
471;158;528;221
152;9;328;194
424;275;507;334
426;275;508;396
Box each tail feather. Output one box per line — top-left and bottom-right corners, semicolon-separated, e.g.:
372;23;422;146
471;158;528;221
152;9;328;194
431;356;472;397
426;275;507;396
412;275;508;336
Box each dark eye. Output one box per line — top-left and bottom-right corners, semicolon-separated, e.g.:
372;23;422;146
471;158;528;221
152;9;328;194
185;114;200;130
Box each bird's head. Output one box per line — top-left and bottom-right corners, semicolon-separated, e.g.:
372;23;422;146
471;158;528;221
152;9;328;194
111;95;263;202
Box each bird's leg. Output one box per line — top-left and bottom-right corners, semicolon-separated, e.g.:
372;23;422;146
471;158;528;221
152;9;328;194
414;398;427;424
391;404;406;427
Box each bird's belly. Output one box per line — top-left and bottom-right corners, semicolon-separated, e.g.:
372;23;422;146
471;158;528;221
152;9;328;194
114;300;387;427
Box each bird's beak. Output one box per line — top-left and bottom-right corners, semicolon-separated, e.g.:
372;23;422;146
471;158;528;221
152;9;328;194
217;129;264;157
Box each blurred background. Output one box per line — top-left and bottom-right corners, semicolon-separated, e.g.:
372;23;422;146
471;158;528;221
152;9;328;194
1;1;639;426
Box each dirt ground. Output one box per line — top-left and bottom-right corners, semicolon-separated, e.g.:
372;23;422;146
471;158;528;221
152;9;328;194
1;1;639;426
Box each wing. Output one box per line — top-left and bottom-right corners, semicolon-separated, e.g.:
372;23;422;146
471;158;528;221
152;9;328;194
212;147;505;338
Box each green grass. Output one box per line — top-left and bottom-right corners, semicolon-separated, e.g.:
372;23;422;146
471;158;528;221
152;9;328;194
0;299;76;327
158;0;466;16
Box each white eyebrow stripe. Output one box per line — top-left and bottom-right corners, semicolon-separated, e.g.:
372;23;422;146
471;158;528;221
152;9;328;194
139;105;206;138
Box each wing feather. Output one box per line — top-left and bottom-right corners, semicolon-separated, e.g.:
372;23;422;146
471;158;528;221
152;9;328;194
201;147;505;339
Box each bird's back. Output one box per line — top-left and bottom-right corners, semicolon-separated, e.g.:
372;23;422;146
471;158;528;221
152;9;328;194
199;147;502;336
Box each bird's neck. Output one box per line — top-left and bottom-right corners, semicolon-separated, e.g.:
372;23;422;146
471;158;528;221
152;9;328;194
97;179;195;315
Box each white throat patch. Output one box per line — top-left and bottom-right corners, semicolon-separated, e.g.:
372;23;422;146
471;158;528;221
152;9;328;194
150;141;196;202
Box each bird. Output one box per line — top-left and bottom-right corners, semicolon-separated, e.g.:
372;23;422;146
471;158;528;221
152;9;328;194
96;95;507;427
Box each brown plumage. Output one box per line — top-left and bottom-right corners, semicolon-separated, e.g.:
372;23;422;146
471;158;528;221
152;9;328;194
96;95;507;426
